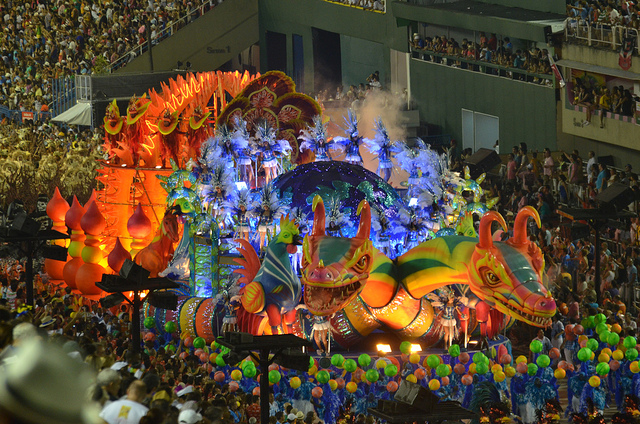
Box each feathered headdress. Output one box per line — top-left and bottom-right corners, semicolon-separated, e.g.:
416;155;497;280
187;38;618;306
250;182;288;220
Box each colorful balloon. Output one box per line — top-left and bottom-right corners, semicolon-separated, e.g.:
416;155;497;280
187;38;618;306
595;362;610;376
426;354;440;369
193;337;206;349
409;353;420;364
624;337;638;349
316;370;330;384
384;364;398;377
554;368;566;379
448;344;460;357
589;376;601;387
143;317;155;329
536;355;550;368
230;370;242;381
428;379;440;391
627;348;639;361
387;381;398;392
461;374;473;385
269;370;282;384
406;374;417;383
365;369;380;383
164;321;177;333
530;340;543;353
358;354;372;368
527;363;538;376
290;376;301;389
399;341;412;354
331;354;345;368
436;364;452;377
344;359;357;372
346;382;358;393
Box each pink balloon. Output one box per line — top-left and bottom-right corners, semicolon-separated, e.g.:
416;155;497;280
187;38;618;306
336;377;346;389
312;387;323;398
573;325;584;335
269;363;280;371
459;352;470;364
229;381;239;392
579;339;588;348
454;363;466;375
516;362;528;374
549;348;561;360
387;381;398;392
441;376;450;386
252;387;260;396
610;360;621;371
557;361;568;370
500;354;512;364
461;374;473;385
194;348;204;357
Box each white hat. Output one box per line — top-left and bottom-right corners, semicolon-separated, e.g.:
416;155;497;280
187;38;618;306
110;361;128;371
0;340;98;424
178;409;202;424
288;413;297;421
177;385;194;397
39;316;55;328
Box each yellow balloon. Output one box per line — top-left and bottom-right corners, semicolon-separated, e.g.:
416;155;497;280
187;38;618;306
328;379;338;391
598;353;610;363
516;355;527;364
631;361;640;373
494;371;506;382
578;335;588;344
601;348;612;356
376;359;387;369
290;376;302;389
346;382;357;393
554;368;566;379
613;350;625;361
428;379;440;391
468;363;477;375
491;364;503;374
406;374;417;383
504;366;516;377
589;376;600;387
409;354;421;364
308;365;317;375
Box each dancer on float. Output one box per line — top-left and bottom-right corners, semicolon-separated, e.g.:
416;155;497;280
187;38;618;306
298;115;337;162
364;117;398;182
254;120;291;186
333;109;365;166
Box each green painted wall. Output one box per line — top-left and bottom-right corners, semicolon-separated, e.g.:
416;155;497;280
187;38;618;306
340;36;388;89
410;59;557;152
259;0;407;92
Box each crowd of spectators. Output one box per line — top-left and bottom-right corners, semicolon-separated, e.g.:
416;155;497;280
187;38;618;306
571;80;637;126
322;0;385;12
0;0;224;116
567;0;640;31
410;32;553;84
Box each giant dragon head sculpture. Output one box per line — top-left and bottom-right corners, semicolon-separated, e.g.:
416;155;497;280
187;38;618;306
302;195;373;316
468;206;556;327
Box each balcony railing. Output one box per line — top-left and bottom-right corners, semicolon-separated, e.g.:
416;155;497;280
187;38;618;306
564;17;640;54
410;48;554;86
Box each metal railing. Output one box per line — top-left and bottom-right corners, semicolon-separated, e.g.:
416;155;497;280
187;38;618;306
108;2;217;73
51;77;76;117
410;48;555;86
0;105;51;124
564;17;640;54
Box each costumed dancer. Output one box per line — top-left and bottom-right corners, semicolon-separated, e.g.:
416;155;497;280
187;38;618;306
332;109;364;166
371;207;394;258
103;99;124;162
221;291;240;334
325;196;353;237
303;309;331;356
288;207;309;276
205;122;243;168
394;138;431;197
429;288;468;349
364;117;397;182
231;116;255;188
254;119;291;186
397;203;431;254
224;189;252;241
298;115;337;162
250;182;288;253
123;94;151;166
201;162;235;222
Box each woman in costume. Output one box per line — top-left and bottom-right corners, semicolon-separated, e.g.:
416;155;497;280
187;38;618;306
332;109;364;166
224;189;252;241
250;183;287;253
221;291;240;334
430;288;468;349
231;116;255;187
254;120;291;186
364;117;397;182
299;115;336;162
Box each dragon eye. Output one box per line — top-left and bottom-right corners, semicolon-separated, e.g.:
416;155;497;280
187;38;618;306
353;255;370;273
484;270;500;286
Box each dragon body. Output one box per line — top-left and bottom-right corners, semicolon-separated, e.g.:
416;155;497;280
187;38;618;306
145;198;555;348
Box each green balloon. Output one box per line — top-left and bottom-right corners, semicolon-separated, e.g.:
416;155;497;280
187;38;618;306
587;339;599;352
595;323;608;335
596;362;610;376
587;316;595;328
624;336;638;349
473;352;487;364
365;369;380;382
599;331;611;343
536;354;551;368
216;355;226;367
608;333;620;346
475;362;489;375
309;356;315;369
527;363;539;376
626;348;639;361
165;344;176;353
427;354;440;369
344;359;357;373
595;313;606;325
242;361;255;370
577;347;593;362
529;340;543;354
448;344;461;357
244;366;257;378
436;364;451;377
358;354;371;368
331;354;345;367
384;364;398;377
399;341;412;355
269;370;282;383
581;317;590;329
316;370;330;384
164;321;177;333
193;337;206;349
143;317;155;329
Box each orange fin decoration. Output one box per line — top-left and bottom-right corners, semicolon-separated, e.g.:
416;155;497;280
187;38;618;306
233;239;261;286
241;281;266;314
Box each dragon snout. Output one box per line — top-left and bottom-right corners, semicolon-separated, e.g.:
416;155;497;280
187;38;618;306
308;267;335;283
533;294;556;315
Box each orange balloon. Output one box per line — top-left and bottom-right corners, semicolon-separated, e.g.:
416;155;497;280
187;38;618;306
414;368;426;380
346;382;357;393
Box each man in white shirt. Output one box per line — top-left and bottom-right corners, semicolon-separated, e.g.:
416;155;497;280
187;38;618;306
99;380;148;424
586;151;596;183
